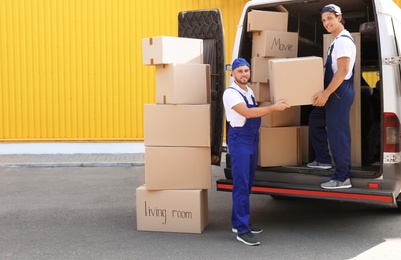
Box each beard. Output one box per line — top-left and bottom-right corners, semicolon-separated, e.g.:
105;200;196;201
234;75;249;85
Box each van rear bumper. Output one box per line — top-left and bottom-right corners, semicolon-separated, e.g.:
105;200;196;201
216;178;396;206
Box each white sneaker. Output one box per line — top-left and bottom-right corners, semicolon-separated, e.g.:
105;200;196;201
307;161;332;170
321;178;352;189
232;224;263;234
236;232;260;246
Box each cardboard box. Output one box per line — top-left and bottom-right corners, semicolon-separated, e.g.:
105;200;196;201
259;102;300;127
142;36;203;65
155;64;211;104
300;126;312;163
269;56;324;106
247;10;288;32
144;104;210;147
136;186;208;233
145;146;212;190
251;57;272;83
258;127;301;167
252;30;298;58
249;82;270;102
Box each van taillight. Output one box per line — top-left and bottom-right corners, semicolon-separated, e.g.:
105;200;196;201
383;112;400;152
368;183;380;189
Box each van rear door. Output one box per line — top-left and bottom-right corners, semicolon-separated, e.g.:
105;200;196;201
375;0;401;163
178;9;226;166
390;6;401;79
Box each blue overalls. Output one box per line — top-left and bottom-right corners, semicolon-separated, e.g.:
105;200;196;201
309;35;355;181
227;87;261;235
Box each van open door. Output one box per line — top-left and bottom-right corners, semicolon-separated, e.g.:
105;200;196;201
389;5;401;83
375;0;401;208
178;9;226;166
375;0;401;165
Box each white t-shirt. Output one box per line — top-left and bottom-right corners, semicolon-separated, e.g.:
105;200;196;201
223;82;256;127
328;29;356;80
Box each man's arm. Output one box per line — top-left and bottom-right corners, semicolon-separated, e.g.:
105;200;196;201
312;56;350;107
232;100;290;119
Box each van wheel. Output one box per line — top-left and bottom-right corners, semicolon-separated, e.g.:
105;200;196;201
224;167;232;180
396;193;401;211
271;195;292;200
225;153;231;169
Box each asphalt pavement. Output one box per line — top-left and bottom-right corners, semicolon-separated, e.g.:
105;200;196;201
0;153;145;168
1;154;401;259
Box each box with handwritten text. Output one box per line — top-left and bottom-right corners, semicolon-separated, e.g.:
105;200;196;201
136;186;208;233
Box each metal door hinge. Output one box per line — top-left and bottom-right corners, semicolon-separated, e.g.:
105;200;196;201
384;56;401;65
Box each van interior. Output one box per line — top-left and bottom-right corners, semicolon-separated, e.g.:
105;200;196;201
236;0;382;179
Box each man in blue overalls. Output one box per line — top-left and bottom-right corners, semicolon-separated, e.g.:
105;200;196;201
223;58;289;246
307;4;356;189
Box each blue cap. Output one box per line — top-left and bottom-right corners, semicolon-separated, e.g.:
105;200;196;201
321;4;342;15
231;58;250;71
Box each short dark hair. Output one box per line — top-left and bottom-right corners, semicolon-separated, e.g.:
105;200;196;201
321;4;345;25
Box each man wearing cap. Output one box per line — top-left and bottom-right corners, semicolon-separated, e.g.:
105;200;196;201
223;58;289;246
307;4;356;189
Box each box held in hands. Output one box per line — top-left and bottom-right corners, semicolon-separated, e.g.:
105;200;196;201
269;56;324;106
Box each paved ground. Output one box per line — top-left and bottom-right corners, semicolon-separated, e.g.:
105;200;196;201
1;155;401;259
0;153;225;168
0;154;145;168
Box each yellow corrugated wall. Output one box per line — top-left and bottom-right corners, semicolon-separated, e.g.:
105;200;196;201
0;0;247;142
362;71;381;88
0;1;399;142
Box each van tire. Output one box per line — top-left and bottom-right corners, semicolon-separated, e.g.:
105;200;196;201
396;193;401;212
225;153;231;169
271;195;293;200
224;168;232;180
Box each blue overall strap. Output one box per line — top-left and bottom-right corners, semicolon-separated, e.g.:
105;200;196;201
328;35;355;56
227;86;260;131
339;34;355;44
228;87;257;106
339;35;355;80
327;35;355;80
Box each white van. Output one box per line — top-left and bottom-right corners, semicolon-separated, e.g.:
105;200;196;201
179;0;401;209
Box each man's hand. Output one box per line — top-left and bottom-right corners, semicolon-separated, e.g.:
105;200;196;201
273;99;291;111
312;91;330;107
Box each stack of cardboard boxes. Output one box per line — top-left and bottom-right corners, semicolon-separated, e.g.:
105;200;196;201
246;10;325;166
137;36;211;233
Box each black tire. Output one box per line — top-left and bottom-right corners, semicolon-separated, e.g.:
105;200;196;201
226;153;231;169
224;167;232;180
396;194;401;212
271;195;293;200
